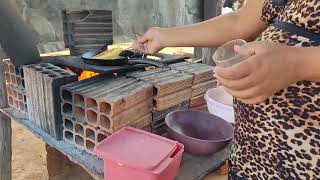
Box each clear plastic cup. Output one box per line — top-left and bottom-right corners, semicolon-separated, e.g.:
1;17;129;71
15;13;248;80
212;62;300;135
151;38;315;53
213;39;250;68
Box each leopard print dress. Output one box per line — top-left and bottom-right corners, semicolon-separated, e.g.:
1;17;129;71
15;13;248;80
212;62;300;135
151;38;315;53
230;0;320;179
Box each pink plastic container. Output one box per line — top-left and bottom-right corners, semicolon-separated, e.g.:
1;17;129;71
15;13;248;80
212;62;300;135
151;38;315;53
94;127;184;180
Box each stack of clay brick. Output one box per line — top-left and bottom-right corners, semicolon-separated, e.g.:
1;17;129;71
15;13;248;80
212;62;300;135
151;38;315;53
24;63;78;140
62;116;110;152
127;68;193;135
3;59;27;114
60;75;153;154
169;61;216;111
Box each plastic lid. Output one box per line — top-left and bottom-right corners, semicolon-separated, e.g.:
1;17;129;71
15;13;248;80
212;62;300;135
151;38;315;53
94;127;177;171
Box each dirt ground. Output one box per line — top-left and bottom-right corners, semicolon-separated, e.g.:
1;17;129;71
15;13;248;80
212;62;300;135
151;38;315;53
12;120;227;180
12;121;48;180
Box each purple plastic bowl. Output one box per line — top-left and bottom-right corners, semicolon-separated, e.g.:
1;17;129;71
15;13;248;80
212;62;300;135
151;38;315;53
165;110;234;156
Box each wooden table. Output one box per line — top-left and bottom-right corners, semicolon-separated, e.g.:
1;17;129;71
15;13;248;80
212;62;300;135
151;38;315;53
0;107;231;180
0;59;231;180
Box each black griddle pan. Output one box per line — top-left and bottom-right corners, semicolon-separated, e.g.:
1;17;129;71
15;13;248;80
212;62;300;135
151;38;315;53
81;48;184;68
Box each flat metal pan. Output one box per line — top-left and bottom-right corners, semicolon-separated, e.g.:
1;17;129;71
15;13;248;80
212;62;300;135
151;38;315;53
81;49;183;68
43;53;187;75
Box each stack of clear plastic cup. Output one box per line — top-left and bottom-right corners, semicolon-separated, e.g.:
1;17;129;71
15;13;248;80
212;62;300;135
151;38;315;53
213;39;250;68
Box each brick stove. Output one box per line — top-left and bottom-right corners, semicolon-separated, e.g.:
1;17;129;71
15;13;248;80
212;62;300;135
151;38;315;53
3;55;216;155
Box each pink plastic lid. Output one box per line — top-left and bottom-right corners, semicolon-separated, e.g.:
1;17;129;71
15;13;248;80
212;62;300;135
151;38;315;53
94;127;177;171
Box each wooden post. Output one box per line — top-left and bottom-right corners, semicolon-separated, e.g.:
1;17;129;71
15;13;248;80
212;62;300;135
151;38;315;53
0;52;11;180
0;113;11;180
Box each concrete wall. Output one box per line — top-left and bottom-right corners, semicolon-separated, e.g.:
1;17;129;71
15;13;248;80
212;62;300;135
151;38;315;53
13;0;203;53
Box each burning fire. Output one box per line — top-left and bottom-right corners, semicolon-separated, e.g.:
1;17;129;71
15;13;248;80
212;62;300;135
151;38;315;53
78;70;99;81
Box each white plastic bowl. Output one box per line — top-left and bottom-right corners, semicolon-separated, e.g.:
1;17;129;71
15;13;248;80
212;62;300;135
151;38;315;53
204;87;235;124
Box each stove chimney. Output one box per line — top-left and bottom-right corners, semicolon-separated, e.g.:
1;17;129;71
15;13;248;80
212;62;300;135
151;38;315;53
0;0;41;66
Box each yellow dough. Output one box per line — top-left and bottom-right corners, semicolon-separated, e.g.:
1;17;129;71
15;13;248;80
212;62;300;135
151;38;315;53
93;47;125;60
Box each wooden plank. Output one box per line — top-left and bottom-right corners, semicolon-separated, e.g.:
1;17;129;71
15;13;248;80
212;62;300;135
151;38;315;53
0;112;11;180
0;58;11;180
0;60;8;108
1;107;231;180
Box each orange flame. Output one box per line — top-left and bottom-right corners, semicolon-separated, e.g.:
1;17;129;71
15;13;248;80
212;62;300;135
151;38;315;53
66;67;98;81
78;70;99;81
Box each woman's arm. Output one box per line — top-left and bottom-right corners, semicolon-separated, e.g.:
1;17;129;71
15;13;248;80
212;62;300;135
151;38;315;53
296;47;320;82
160;0;267;47
134;0;268;53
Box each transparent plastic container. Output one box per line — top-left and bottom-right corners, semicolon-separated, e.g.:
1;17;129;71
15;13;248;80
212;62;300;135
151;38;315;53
213;39;249;68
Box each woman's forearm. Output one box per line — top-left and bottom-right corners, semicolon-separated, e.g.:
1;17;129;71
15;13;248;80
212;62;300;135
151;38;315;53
296;47;320;82
160;13;243;47
160;0;267;48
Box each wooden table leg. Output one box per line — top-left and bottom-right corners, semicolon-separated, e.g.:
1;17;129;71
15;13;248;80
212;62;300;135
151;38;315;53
0;113;11;180
0;51;11;180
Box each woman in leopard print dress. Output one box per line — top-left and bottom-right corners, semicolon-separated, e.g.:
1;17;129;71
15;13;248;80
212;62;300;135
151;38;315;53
135;0;320;179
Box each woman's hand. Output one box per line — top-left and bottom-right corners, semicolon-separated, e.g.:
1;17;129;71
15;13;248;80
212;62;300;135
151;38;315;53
133;27;166;54
214;41;300;104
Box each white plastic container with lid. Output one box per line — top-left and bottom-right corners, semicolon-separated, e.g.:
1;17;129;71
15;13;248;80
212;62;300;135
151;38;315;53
204;87;235;124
